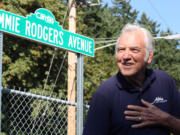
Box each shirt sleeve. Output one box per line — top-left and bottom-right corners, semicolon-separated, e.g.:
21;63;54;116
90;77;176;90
170;79;180;118
83;87;111;135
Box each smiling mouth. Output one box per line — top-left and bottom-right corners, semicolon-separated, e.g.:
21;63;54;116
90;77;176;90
123;63;133;66
121;62;134;68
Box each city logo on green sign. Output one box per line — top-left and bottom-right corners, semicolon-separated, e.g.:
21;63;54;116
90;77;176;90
0;8;94;57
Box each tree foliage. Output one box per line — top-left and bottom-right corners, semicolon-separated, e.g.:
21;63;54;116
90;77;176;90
149;33;180;87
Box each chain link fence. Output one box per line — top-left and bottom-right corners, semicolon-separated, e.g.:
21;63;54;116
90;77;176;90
1;87;81;135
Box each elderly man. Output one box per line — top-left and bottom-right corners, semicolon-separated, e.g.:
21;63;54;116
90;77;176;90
83;23;180;135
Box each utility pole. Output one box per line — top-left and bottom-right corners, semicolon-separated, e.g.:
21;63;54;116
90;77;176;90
68;0;76;135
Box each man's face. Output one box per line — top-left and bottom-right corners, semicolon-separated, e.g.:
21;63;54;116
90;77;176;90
116;30;152;77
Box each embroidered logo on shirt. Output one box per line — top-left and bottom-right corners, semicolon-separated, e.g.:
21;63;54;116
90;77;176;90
151;97;167;104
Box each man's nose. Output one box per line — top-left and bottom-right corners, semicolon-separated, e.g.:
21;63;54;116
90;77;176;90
122;50;131;59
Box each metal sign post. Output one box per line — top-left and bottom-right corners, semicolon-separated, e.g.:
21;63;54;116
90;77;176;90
0;31;3;133
76;53;84;135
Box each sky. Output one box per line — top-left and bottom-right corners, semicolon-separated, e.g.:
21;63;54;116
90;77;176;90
102;0;180;35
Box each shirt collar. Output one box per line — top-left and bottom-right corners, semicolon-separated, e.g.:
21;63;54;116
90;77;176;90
116;68;156;92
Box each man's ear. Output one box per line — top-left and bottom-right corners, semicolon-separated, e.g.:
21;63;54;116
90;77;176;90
147;51;153;64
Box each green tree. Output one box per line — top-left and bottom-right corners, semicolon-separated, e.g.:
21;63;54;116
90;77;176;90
138;13;160;36
150;33;180;88
138;13;180;89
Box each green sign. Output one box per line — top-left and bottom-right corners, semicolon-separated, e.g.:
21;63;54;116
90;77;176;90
0;8;94;57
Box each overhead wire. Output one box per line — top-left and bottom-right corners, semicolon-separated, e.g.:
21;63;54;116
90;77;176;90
148;0;170;29
95;39;117;44
51;51;68;92
95;42;116;51
94;32;174;47
10;0;26;16
94;37;118;40
44;0;76;94
94;34;180;51
94;34;163;42
42;48;57;93
43;0;70;92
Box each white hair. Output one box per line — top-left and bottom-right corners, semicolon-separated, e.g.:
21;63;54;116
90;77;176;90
116;23;155;62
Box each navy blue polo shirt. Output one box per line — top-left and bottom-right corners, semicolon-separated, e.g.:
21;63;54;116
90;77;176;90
83;69;180;135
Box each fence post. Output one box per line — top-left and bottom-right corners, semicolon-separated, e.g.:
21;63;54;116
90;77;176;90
76;53;84;135
0;32;3;133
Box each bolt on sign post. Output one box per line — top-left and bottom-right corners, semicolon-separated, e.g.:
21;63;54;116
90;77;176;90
0;8;94;135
